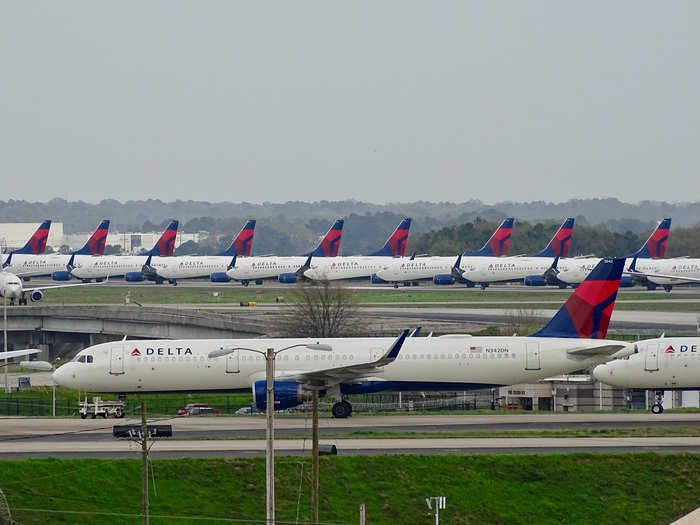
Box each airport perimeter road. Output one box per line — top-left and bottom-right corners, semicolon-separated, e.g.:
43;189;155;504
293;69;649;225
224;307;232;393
2;413;700;441
4;436;700;459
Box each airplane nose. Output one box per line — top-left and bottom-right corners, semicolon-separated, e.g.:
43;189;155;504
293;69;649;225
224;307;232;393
592;363;612;383
52;365;68;387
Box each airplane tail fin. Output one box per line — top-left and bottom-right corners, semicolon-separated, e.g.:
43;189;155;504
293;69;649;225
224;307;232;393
218;219;256;257
626;218;671;259
147;220;179;257
465;218;514;257
11;220;51;255
532;218;575;257
72;220;110;255
307;219;344;257
366;218;412;257
532;257;624;339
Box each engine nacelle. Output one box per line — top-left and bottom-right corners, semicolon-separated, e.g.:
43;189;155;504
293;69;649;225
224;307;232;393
210;272;230;283
370;273;389;284
124;272;145;282
278;273;297;284
51;271;72;281
524;275;546;286
29;290;44;302
619;275;635;288
432;274;455;285
253;380;311;411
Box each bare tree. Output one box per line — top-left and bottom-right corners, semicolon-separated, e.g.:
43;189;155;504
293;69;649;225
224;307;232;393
276;280;366;337
503;307;545;336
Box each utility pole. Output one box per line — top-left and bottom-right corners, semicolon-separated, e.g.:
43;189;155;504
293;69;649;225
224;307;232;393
359;503;366;525
311;390;319;524
4;296;9;394
140;397;149;525
265;347;275;525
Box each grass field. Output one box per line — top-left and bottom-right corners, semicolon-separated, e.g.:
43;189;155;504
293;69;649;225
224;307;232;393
1;454;699;524
36;285;700;307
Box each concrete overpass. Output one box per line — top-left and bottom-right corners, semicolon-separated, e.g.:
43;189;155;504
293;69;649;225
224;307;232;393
2;305;267;360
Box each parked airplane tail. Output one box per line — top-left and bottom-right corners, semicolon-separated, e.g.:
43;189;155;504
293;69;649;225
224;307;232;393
218;220;256;257
532;218;575;257
307;219;344;257
532;257;624;339
147;220;179;257
72;220;110;256
366;218;412;257
11;220;51;255
465;218;514;257
626;218;671;259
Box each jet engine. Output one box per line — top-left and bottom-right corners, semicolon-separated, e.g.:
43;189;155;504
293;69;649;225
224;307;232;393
432;274;455;285
524;275;546;286
253;380;312;411
51;271;72;281
29;290;44;302
124;272;145;282
210;272;230;283
370;274;389;284
278;273;298;284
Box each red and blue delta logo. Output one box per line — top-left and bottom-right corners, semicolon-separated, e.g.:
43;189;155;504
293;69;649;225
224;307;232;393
130;348;142;357
665;345;675;353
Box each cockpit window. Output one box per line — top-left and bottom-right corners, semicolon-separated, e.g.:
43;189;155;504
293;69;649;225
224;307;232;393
86;355;93;363
77;355;86;363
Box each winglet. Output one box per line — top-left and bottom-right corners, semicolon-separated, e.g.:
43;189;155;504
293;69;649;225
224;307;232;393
227;255;237;270
2;252;12;268
66;253;76;271
384;329;410;360
410;326;422;337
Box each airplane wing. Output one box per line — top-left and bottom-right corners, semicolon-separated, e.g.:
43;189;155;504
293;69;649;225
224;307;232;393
24;277;109;293
274;329;410;387
567;344;631;359
624;270;700;283
0;349;41;360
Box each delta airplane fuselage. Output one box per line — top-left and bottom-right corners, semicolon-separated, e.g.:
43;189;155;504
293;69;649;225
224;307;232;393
631;258;700;287
594;337;700;389
374;256;456;283
459;256;555;284
304;256;397;281
1;253;73;278
227;256;310;282
69;255;148;280
555;257;661;285
53;335;630;394
141;255;236;280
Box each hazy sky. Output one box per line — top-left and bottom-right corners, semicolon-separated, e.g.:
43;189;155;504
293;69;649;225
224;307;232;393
1;2;698;204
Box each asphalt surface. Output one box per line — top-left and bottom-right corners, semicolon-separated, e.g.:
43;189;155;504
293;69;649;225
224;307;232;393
3;413;700;458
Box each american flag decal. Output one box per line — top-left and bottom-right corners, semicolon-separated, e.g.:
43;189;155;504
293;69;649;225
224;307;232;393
469;346;482;353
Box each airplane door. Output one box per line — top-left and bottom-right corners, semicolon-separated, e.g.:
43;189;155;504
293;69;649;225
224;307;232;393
110;345;125;375
525;342;541;370
226;350;240;374
645;344;659;371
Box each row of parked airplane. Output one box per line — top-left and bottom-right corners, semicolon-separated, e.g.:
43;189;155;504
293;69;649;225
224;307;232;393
2;216;700;304
48;257;696;416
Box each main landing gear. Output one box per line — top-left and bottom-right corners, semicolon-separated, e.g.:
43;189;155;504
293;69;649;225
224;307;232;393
331;400;352;419
651;391;664;414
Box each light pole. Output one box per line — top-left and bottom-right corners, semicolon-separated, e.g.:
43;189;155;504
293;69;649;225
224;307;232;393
209;342;331;525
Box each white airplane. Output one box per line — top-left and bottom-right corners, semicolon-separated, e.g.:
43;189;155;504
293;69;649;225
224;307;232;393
449;218;573;289
225;220;344;285
623;257;700;292
593;337;700;413
65;220;178;282
2;220;110;280
524;219;672;289
53;258;631;418
0;269;105;305
303;219;412;282
135;220;256;285
373;217;553;287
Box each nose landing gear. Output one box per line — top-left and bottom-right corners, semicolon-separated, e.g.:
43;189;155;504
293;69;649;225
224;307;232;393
651;391;664;414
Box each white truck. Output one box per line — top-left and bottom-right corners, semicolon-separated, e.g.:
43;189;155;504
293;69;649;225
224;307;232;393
79;396;126;419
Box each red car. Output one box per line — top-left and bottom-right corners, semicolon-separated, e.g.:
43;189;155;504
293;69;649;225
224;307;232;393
177;403;220;416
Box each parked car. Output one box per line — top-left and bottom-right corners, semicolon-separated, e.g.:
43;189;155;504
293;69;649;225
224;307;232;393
235;406;261;415
178;403;220;416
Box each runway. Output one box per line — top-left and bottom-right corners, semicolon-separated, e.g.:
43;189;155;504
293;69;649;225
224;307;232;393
3;413;700;458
